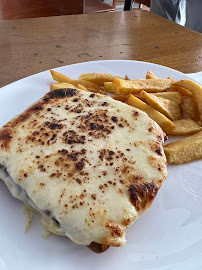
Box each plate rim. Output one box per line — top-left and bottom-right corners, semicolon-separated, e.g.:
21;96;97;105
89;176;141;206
0;59;191;90
0;59;201;269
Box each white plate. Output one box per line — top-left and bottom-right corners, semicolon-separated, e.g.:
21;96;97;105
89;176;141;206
0;60;201;270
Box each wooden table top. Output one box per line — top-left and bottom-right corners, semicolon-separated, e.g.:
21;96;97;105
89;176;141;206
1;10;202;88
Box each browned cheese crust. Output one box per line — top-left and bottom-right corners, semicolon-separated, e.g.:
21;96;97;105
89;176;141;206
0;88;167;250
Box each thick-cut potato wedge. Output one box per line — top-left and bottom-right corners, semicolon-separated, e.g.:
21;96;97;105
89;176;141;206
173;79;202;123
169;84;193;97
104;82;116;93
146;70;159;80
164;131;202;164
141;91;182;121
50;70;101;92
113;78;172;95
113;95;129;103
151;92;182;105
50;83;79;91
126;94;175;133
181;96;200;122
77;84;89;92
78;73;119;86
166;119;201;135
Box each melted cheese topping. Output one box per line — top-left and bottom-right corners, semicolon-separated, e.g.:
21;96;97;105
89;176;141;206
0;89;167;246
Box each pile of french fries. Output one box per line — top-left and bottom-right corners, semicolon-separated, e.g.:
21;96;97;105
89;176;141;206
50;69;202;165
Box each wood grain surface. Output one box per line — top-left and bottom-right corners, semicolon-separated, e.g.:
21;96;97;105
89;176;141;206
1;11;202;87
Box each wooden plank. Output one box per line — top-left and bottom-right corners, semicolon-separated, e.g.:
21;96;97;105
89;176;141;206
0;11;202;87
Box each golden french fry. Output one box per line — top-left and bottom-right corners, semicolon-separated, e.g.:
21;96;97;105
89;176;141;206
169;84;193;97
134;92;182;105
173;79;202;123
50;83;79;91
133;93;146;102
113;95;129;103
146;70;159;80
181;96;200;122
167;76;175;83
113;78;172;95
50;69;72;83
50;70;101;92
75;80;101;92
78;73;120;86
166;119;201;135
141;91;182;120
164;131;202;164
77;84;89;92
151;92;182;105
104;82;116;93
126;94;175;133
